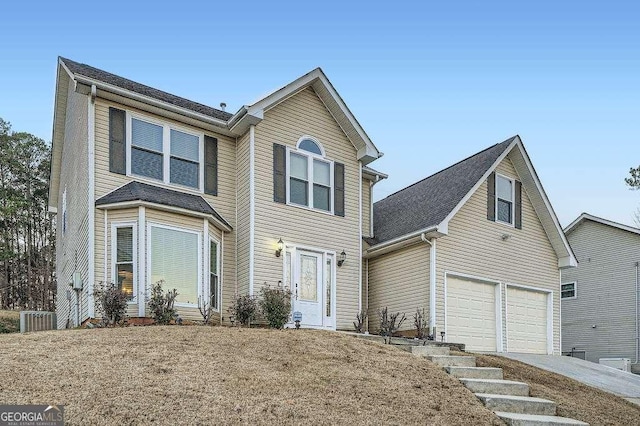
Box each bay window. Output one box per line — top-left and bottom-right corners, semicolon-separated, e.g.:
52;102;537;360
112;223;136;301
210;239;219;311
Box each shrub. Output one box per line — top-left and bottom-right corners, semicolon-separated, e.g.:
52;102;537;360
259;281;292;329
148;281;178;325
378;307;406;340
353;310;367;333
413;308;429;340
0;313;19;334
198;294;216;325
93;282;131;326
227;294;257;326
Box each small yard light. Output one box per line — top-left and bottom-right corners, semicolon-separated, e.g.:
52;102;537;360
440;331;446;342
293;311;302;329
275;238;284;257
337;250;347;267
230;314;236;327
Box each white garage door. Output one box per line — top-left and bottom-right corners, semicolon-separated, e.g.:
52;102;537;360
446;276;497;352
507;286;548;354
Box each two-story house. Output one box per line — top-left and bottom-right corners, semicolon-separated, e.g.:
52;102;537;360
562;213;640;369
50;57;382;330
365;137;576;354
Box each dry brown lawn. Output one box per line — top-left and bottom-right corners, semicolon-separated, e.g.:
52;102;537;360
475;353;640;426
0;327;502;425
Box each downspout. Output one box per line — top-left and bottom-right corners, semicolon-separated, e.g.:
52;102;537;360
421;233;437;337
635;262;640;364
248;125;255;296
87;84;96;318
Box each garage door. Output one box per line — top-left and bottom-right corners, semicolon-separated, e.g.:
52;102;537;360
446;276;497;352
507;286;548;354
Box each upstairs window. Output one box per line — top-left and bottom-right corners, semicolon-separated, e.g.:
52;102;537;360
287;137;333;213
496;175;514;225
128;114;202;190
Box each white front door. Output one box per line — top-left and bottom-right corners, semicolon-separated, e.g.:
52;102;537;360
294;250;324;327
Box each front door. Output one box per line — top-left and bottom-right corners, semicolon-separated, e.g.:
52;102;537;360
293;250;324;327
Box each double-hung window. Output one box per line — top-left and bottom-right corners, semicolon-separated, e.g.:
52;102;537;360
209;239;220;311
561;282;576;299
496;175;514;225
113;224;136;300
288;137;333;212
129;115;202;190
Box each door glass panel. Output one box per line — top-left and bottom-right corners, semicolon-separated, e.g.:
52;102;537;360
285;251;292;290
299;254;318;301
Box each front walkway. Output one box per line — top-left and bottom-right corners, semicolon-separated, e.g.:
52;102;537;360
495;352;640;405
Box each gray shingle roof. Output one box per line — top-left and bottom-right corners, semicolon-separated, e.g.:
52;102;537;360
371;137;516;245
60;57;232;122
95;181;231;229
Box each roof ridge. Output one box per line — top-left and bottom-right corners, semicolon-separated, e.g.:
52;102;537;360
377;136;516;203
59;57;231;119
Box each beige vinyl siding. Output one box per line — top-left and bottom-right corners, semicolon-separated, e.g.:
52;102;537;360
56;79;90;329
362;178;371;237
253;87;362;329
562;221;640;363
436;155;561;354
236;131;250;297
99;208;139;318
93;98;237;320
367;243;430;333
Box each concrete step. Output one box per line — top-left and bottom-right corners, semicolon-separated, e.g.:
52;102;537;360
495;412;589;426
411;345;451;356
446;366;504;380
475;394;556;416
427;355;476;367
460;378;529;396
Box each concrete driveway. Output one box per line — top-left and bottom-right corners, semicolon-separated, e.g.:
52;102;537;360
495;352;640;405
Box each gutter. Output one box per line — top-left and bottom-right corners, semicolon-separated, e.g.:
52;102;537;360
421;233;437;337
364;226;440;258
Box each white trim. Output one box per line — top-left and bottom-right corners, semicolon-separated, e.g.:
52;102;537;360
249;125;255;296
205;222;222;313
369;180;374;237
429;239;437;336
220;231;224;323
103;210;108;283
147;221;203;308
560;281;577;300
443;271;504;352
88;93;96;317
495;173;516;227
111;221;138;303
138;206;146;317
358;161;363;314
203;218;209;307
504;282;554;355
126;110;205;193
365;226;441;258
565;212;640;236
96;200;231;233
285;143;335;215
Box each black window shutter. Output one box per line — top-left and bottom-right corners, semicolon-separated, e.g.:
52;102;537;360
514;180;523;229
334;162;345;217
204;135;218;196
487;172;496;221
109;107;126;175
273;143;286;203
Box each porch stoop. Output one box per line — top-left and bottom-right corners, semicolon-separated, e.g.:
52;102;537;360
410;346;589;426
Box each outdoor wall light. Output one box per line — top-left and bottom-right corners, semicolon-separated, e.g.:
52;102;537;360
337;250;347;267
275;238;284;257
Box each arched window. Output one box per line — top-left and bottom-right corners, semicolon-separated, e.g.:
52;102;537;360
288;136;333;212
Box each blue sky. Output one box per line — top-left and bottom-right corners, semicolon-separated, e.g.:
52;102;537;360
1;0;638;227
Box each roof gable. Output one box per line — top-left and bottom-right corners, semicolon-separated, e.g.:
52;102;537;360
565;213;640;237
370;136;576;268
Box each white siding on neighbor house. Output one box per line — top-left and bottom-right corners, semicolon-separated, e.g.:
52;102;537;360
562;220;640;363
56;79;90;329
92;98;237;320
252;87;363;330
367;243;430;333
435;156;561;354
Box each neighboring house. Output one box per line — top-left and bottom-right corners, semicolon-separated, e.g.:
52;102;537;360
49;57;383;330
562;213;640;367
365;137;576;355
